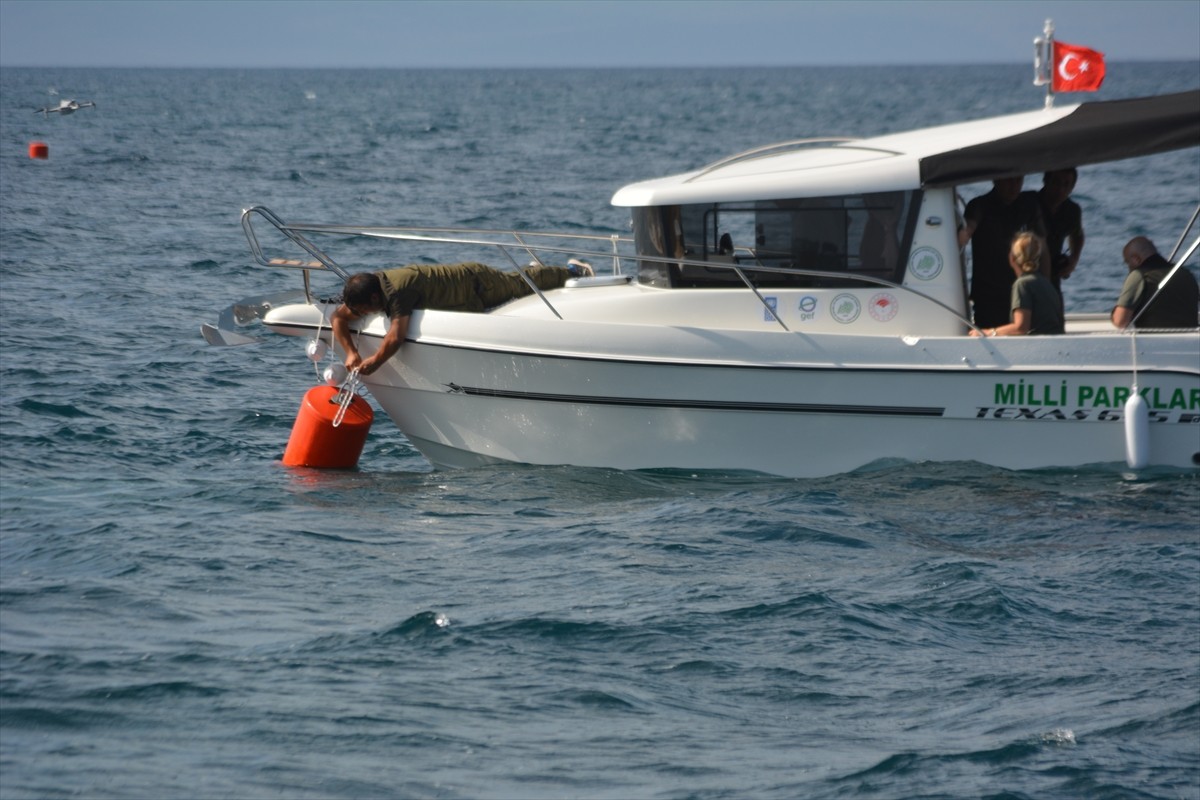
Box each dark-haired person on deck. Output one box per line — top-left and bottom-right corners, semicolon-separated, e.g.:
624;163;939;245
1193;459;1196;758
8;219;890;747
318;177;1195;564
331;261;589;375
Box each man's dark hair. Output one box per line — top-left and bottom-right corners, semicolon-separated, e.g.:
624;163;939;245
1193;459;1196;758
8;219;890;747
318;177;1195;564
343;272;382;308
1043;167;1077;183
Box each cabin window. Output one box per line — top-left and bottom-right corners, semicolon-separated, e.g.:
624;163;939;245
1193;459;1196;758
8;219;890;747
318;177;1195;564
631;190;920;288
631;206;683;288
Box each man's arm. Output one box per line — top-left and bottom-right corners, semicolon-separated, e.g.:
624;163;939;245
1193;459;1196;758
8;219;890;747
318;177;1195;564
1111;271;1141;330
1111;305;1135;330
1061;230;1085;279
331;304;365;371
957;218;977;249
358;314;410;375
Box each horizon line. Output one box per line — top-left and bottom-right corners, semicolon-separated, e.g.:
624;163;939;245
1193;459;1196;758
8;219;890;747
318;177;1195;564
4;58;1198;70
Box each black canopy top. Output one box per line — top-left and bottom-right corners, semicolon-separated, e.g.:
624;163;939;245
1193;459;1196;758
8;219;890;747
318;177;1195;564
919;90;1200;188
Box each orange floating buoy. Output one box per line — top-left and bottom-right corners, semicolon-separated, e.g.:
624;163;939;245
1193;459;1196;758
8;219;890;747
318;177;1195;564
282;385;373;468
29;141;49;159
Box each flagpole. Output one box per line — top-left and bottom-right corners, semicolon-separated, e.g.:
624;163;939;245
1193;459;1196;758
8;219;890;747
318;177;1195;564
1033;19;1055;108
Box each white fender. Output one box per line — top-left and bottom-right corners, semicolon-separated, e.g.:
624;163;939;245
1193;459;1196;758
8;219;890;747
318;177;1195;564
306;339;328;362
1124;391;1150;469
323;363;348;386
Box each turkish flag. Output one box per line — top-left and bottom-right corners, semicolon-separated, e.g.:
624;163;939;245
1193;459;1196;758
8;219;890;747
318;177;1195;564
1052;41;1106;92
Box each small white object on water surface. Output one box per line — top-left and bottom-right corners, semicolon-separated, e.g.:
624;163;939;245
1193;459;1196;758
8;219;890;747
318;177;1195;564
1040;728;1076;745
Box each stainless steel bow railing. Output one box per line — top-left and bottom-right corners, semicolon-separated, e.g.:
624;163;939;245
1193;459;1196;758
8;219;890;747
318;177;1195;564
239;206;979;334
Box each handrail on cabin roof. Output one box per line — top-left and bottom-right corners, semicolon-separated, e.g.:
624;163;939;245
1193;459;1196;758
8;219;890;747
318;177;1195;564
687;137;888;182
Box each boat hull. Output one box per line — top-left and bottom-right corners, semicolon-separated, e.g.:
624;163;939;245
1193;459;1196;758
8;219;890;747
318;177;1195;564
341;311;1200;477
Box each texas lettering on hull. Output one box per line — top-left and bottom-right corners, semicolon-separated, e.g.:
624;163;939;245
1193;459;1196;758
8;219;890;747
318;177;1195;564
973;380;1200;423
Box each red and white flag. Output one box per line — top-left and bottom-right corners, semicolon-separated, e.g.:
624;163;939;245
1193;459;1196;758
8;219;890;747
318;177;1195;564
1052;41;1106;93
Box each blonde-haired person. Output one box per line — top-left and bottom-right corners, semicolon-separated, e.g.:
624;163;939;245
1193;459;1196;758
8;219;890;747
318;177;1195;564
969;232;1064;337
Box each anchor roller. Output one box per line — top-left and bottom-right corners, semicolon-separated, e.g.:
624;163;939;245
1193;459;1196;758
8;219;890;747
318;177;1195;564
282;384;373;468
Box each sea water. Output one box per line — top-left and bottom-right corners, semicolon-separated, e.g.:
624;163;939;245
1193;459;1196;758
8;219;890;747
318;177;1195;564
2;64;1198;799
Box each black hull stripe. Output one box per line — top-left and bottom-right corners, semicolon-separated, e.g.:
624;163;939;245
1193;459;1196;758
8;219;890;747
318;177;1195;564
448;384;944;417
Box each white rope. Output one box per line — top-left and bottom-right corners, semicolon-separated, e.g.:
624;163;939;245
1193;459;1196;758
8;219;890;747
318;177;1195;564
310;303;331;381
1129;327;1139;393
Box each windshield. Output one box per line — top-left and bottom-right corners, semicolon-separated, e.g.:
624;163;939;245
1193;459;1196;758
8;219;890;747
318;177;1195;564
632;190;920;288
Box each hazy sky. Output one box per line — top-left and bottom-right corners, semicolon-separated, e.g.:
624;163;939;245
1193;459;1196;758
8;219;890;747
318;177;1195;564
2;0;1198;68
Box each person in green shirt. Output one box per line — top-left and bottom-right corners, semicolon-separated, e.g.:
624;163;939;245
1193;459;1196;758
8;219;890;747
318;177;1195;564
1111;237;1200;330
969;232;1064;337
332;261;589;375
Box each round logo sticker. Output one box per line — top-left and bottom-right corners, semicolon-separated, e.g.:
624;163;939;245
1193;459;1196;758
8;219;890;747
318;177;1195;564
908;246;943;281
830;293;861;324
869;292;899;322
798;295;818;314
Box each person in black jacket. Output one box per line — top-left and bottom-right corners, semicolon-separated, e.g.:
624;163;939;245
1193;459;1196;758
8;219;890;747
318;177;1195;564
1111;237;1199;330
1038;168;1085;299
959;176;1048;329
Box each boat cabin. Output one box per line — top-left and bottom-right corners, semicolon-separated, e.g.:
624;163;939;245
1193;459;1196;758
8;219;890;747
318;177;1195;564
614;148;970;335
611;91;1199;335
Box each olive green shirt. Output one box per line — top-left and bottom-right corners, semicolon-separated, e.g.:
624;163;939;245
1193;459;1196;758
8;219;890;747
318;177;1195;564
1115;255;1200;329
376;262;572;318
1011;272;1064;334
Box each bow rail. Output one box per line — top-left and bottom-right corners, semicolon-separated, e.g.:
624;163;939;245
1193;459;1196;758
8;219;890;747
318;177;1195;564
238;205;986;334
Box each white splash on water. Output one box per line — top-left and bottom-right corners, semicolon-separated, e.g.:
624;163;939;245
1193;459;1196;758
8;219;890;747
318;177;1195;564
1041;728;1076;745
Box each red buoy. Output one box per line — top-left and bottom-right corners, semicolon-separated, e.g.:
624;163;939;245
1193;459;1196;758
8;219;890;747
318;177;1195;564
29;141;48;159
282;385;373;468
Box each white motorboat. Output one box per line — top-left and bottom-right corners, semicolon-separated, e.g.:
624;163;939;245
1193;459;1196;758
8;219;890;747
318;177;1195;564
34;98;95;116
207;90;1200;477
